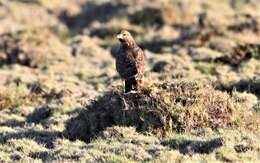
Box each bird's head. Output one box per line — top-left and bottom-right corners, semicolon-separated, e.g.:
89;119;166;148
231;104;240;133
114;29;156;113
116;30;136;47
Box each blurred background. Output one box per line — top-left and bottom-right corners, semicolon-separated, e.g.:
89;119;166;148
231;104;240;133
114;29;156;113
0;0;260;162
0;0;259;93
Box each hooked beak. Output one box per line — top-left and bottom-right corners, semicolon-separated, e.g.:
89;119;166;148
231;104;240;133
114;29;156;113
116;33;123;40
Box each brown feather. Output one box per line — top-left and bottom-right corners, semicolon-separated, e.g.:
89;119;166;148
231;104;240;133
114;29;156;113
115;30;145;92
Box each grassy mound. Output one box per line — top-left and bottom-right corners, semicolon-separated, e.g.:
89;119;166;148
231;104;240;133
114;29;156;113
0;29;69;68
66;80;259;142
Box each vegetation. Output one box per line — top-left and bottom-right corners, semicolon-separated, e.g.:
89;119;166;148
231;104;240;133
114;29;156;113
0;0;259;162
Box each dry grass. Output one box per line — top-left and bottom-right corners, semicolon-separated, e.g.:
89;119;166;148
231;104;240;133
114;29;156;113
0;0;260;162
0;86;28;111
66;80;260;142
0;29;69;67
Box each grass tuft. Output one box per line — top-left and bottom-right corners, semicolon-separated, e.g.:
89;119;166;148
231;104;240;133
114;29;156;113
65;80;259;142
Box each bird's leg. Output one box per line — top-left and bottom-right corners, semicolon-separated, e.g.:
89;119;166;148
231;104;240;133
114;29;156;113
121;79;125;91
130;78;136;91
125;79;131;93
135;82;139;91
132;74;141;91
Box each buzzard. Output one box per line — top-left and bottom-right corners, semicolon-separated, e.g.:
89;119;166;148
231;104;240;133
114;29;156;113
115;30;145;93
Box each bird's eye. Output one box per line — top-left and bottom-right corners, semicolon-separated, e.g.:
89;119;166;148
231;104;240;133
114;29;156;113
123;34;126;36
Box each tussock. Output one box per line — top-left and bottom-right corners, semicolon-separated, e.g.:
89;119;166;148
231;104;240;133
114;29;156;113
65;80;258;142
0;29;69;68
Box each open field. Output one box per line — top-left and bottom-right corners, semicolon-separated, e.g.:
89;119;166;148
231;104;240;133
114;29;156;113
0;0;260;162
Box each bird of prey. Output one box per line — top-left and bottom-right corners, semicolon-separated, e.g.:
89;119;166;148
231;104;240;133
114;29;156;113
115;30;145;93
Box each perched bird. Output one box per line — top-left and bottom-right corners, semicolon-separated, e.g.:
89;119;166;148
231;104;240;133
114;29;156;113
115;30;145;93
